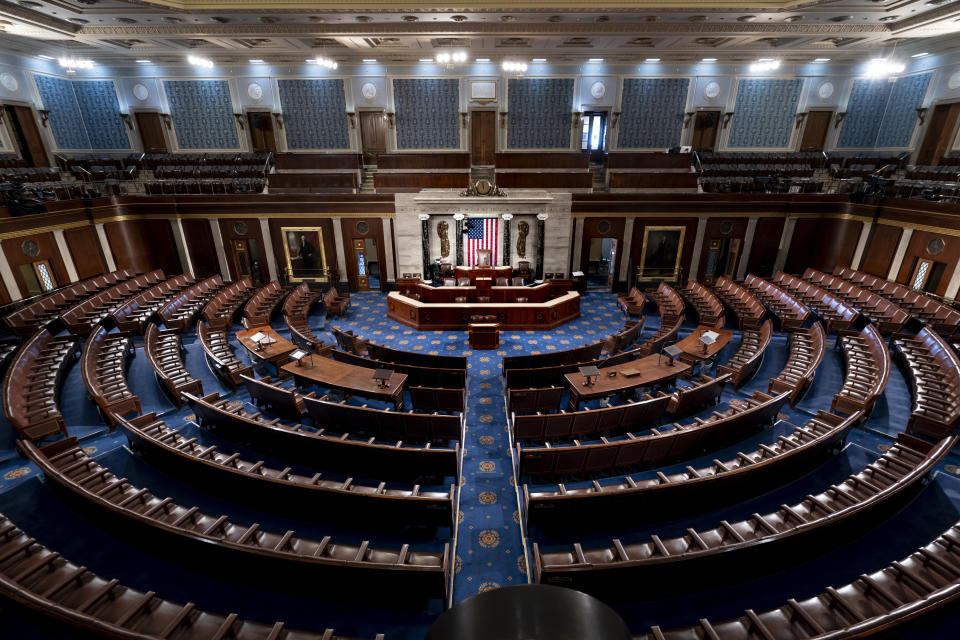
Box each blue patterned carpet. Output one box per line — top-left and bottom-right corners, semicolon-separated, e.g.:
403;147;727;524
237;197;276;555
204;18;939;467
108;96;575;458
2;290;960;637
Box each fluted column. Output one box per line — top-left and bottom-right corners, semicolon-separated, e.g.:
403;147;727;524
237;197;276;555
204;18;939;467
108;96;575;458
419;214;431;279
536;213;548;280
454;213;465;266
501;213;513;267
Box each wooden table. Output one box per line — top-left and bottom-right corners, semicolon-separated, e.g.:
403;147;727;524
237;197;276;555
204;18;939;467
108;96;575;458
281;353;407;409
565;354;690;410
469;323;499;350
673;325;734;365
236;326;297;369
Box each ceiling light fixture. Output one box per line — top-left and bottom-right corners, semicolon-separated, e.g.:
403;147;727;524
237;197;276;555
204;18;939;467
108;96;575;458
435;51;467;64
912;52;929;58
532;58;547;63
419;58;434;63
362;58;377;63
588;58;604;63
314;56;338;69
701;58;718;63
645;58;661;63
248;59;265;64
187;55;214;69
58;57;94;71
502;60;528;73
475;58;491;63
749;58;781;72
37;54;55;60
812;58;831;63
136;59;152;64
863;57;904;78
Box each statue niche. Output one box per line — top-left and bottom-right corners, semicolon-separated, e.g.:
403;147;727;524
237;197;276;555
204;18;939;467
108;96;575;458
516;220;530;258
437;220;450;258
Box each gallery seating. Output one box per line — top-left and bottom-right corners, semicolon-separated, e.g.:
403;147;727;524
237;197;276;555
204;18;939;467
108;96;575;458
366;342;467;370
616;286;646;316
667;372;730;418
893;327;960;439
185;391;457;479
303;393;464;443
409;386;466;413
503;342;604;374
803;268;909;334
742;274;810;330
533;432;953;595
241;374;314;420
61;270;164;335
768;322;826;404
111;273;195;334
712;277;766;329
0;511;386;640
330;349;467;389
21;436;451;598
81;325;140;424
242;280;291;328
679;280;725;328
201;277;256;329
2;328;78;441
603;318;646;355
645;282;685;325
772;271;860;333
512;392;671;443
517;390;789;480
283;282;324;350
157;274;225;330
144;323;202;407
323;287;349;317
508;387;565;415
716;318;773;388
524;409;861;527
831;324;890;416
196;321;254;390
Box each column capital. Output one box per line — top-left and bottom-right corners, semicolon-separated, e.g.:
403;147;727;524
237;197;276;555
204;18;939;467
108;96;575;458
418;214;431;222
537;213;549;221
453;213;465;221
501;213;514;221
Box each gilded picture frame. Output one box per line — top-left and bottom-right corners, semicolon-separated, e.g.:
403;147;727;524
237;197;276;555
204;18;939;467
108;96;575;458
637;225;686;281
282;226;328;282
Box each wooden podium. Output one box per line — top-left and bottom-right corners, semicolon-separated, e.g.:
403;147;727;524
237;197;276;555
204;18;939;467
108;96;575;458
469;322;500;350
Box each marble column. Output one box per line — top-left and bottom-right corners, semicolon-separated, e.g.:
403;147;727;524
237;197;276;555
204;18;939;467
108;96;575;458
501;213;513;267
331;218;349;288
618;217;635;284
570;217;584;275
536;213;547;280
888;228;914;282
208;219;231;281
735;216;759;280
454;214;465;266
53;229;79;283
94;223;117;272
259;219;278;282
0;250;21;301
419;214;431;279
773;218;797;275
381;217;396;283
850;222;873;271
168;219;194;277
688;218;708;281
943;262;960;301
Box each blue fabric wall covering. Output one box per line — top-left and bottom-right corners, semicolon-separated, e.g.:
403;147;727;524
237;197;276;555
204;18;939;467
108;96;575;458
617;78;689;149
163;80;239;150
838;73;931;148
277;79;350;150
72;81;130;150
507;78;574;149
392;78;460;149
727;78;803;149
34;74;91;150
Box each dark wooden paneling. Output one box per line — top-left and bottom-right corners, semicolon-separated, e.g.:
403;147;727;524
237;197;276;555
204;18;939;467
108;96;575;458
495;153;589;169
219;218;265;282
339;217;385;291
696;218;749;281
496;172;593;189
268;173;357;192
897;229;960;296
64;226;105;279
607;153;692;170
105;219;180;276
745;217;785;278
6;105;49;167
274;154;362;171
609;172;698;189
799;111;832;152
373;172;470;192
0;277;10;307
1;231;70;295
376;153;471;170
182;219;220;279
134;112;167;153
359;111;386;164
786;218;862;274
471;111;496;166
860;224;902;278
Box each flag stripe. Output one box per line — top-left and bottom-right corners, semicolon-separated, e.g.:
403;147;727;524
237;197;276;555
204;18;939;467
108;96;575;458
465;217;499;267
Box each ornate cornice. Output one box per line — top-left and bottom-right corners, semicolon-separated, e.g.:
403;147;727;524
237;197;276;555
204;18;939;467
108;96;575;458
131;1;823;10
0;1;80;35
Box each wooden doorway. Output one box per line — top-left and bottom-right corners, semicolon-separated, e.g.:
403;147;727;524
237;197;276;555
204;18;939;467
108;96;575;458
916;103;960;166
3;105;48;167
359;111;386;165
351;238;370;291
690;110;721;152
134;112;168;153
470;110;496;166
799;111;832;152
246;111;277;152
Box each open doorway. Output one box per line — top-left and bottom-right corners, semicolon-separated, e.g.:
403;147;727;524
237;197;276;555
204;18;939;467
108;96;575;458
364;237;380;289
581;111;607;163
587;237;617;290
702;237;741;285
3;105;48;167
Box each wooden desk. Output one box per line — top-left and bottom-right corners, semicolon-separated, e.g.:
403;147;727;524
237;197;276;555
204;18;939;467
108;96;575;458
281;353;407;409
454;266;512;283
387;291;581;331
469;323;499;350
565;354;690;410
236;326;297;369
673;325;734;364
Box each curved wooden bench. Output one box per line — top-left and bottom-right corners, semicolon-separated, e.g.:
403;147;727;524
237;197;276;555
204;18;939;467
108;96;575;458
283;282;324;351
512;392;671;443
743;274;810;330
503;341;605;374
806;268;909;334
769;321;826;405
365;342;467;370
518;390;790;480
713;277;765;329
717;318;773;388
111;273;195;334
330;348;466;389
534;432;955;594
81;325;140;425
186;391;457;480
893;327;960;439
197;321;253;390
242;281;291;328
21;436;450;599
773;272;860;333
0;511;385;640
617;286;646;316
241;374;314;420
201;277;256;330
645;282;685;325
679;280;725;328
525;409;861;528
832;324;890;416
144;323;202;408
158;274;224;330
668;373;730;418
636;313;683;357
603;318;646;356
303;393;463;443
61;270;164;335
2;329;79;441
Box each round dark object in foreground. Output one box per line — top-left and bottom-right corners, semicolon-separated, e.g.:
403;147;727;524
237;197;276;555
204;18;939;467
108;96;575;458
426;584;631;640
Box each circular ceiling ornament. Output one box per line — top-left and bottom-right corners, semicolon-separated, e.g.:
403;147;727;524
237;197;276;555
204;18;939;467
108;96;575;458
0;72;19;93
356;220;370;235
132;82;149;101
21;239;39;258
948;71;960;90
234;221;248;235
704;81;721;99
928;238;946;256
590;81;606;100
597;220;611;234
361;82;377;100
719;220;734;235
247;82;263;101
818;82;835;99
501;15;517;22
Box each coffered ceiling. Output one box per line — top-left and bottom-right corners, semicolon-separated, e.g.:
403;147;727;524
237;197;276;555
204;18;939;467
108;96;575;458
1;0;959;66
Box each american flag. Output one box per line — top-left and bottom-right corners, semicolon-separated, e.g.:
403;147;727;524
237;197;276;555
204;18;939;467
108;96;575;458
465;217;498;267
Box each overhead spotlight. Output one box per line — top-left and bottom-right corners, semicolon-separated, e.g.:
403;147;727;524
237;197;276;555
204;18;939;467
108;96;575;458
136;59;153;64
701;58;718;63
436;51;467;64
452;51;467;62
912;52;929;58
314;56;338;69
248;59;265;64
645;58;661;63
362;58;377;63
419;58;434;63
863;58;904;78
588;58;604;63
475;58;491;63
436;52;451;64
812;58;831;63
502;60;528;73
58;57;94;70
532;58;547;63
749;58;781;72
37;54;55;61
187;55;214;69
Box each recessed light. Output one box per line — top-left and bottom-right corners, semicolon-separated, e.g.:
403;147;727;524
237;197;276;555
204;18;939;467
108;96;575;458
248;59;265;64
419;58;434;63
645;58;661;63
912;52;929;58
305;59;315;63
475;58;491;63
187;55;214;69
37;54;55;60
362;58;377;63
532;58;547;63
812;58;831;63
136;59;152;64
588;58;604;63
701;58;718;62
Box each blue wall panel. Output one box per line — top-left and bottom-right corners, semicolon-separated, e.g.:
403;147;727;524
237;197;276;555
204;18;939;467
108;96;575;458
507;78;574;149
836;80;893;148
34;74;90;150
617;78;689;149
277;79;349;150
728;78;803;148
392;78;460;149
876;73;931;148
72;80;130;150
163;80;239;150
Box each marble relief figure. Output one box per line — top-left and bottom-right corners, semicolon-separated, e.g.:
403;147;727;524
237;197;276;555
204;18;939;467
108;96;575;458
437;220;450;258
